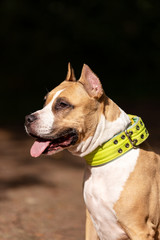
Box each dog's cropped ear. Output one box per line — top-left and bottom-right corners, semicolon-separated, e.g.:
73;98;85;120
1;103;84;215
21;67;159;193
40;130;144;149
65;62;76;82
79;64;103;99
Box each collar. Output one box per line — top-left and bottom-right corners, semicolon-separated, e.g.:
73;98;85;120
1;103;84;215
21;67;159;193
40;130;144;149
84;114;149;166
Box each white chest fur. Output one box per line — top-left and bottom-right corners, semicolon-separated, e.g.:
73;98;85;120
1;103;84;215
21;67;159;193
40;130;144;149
83;148;140;240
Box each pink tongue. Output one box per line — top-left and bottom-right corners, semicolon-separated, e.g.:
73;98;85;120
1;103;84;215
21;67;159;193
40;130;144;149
30;140;51;158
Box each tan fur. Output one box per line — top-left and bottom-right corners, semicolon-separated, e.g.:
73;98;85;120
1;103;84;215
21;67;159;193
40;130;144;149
103;95;121;122
66;62;76;82
45;81;74;105
114;143;160;240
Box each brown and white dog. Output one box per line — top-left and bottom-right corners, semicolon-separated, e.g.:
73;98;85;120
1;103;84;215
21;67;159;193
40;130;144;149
25;63;160;240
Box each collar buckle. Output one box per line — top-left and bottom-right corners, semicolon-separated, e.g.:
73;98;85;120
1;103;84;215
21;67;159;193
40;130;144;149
124;130;137;149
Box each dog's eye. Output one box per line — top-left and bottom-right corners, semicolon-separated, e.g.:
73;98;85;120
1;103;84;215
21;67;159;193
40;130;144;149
59;101;68;108
55;99;72;110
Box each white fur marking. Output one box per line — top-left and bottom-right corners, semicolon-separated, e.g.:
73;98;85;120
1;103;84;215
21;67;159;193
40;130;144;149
33;89;64;136
84;148;139;240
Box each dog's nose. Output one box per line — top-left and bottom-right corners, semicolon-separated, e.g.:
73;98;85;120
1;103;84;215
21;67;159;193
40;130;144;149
25;114;37;125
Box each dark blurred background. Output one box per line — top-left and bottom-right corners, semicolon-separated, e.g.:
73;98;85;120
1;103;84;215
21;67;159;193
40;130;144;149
0;0;160;126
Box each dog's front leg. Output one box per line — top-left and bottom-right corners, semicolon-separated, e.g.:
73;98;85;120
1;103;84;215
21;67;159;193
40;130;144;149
119;222;156;240
85;209;99;240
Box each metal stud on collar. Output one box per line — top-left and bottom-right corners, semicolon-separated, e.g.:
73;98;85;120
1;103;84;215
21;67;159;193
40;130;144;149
136;125;140;130
125;143;130;148
121;135;125;140
118;148;123;153
114;140;118;144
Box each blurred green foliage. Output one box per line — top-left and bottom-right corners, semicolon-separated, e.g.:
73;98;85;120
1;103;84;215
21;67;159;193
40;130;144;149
0;0;160;124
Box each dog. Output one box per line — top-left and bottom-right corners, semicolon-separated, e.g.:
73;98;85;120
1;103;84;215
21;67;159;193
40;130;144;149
25;63;160;240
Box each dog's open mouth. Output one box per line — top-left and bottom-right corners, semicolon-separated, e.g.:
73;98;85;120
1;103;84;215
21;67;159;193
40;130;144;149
30;128;78;158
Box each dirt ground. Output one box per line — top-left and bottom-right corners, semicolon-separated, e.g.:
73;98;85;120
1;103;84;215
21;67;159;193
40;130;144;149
0;127;85;240
0;102;160;240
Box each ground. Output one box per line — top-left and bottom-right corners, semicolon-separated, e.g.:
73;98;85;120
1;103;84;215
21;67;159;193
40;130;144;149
0;102;160;240
0;127;85;240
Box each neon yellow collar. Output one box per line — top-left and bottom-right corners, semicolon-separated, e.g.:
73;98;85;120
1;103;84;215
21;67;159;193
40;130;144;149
84;114;149;166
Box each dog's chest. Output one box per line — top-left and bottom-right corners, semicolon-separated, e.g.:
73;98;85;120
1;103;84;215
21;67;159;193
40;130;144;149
83;149;139;240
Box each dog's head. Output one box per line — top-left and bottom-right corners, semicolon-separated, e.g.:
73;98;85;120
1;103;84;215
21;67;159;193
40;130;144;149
25;63;108;157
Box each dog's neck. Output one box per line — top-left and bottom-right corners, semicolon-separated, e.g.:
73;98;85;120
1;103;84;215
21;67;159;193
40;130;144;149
69;98;131;157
